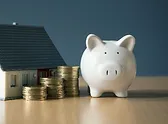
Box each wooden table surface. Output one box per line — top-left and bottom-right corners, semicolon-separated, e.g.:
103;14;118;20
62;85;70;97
1;77;168;124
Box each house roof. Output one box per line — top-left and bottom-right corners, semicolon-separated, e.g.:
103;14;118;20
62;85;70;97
0;24;66;71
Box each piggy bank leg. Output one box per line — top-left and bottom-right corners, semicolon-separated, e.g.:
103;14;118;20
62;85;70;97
90;87;102;97
114;91;128;98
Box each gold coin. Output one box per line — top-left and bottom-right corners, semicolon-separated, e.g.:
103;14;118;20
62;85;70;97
23;85;47;90
40;77;64;86
40;77;65;99
23;95;47;101
57;66;79;69
22;85;47;101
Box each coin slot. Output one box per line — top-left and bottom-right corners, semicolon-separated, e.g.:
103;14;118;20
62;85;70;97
106;70;109;75
115;70;117;75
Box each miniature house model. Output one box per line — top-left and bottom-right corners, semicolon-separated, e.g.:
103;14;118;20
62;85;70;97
0;23;66;100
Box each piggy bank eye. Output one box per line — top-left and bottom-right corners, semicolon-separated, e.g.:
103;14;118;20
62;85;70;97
117;52;119;54
104;52;107;54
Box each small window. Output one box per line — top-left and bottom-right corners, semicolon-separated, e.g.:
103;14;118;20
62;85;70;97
11;75;17;87
43;72;47;77
22;74;29;86
39;72;47;78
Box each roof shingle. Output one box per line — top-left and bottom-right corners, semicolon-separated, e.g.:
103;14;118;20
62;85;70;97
0;24;66;71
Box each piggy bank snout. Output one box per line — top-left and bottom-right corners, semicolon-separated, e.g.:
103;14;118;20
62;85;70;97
98;63;122;80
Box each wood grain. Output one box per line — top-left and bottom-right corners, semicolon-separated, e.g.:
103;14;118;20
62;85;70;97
0;76;168;124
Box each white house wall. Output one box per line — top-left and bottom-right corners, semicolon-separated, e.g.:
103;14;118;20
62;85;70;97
5;70;37;99
0;68;6;100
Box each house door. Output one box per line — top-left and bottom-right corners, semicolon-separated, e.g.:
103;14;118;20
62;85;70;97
37;69;50;84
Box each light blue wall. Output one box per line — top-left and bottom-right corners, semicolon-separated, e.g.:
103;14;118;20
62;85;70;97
0;0;167;76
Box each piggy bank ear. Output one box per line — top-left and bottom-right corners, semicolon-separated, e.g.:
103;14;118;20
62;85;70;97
86;34;104;51
117;35;135;51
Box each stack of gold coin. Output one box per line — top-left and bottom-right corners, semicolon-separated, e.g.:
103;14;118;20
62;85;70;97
56;66;80;97
40;77;65;99
22;86;47;101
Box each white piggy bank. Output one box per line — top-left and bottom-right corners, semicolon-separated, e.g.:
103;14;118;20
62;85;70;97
80;34;136;98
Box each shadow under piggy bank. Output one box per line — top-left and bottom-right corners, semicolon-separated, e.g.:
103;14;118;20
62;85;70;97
127;90;168;99
103;90;168;99
80;87;168;99
102;90;168;99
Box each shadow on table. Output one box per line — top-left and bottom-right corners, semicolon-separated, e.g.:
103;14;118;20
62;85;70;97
79;87;168;98
128;90;168;98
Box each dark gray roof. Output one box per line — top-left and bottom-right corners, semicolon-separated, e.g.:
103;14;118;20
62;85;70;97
0;24;66;71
